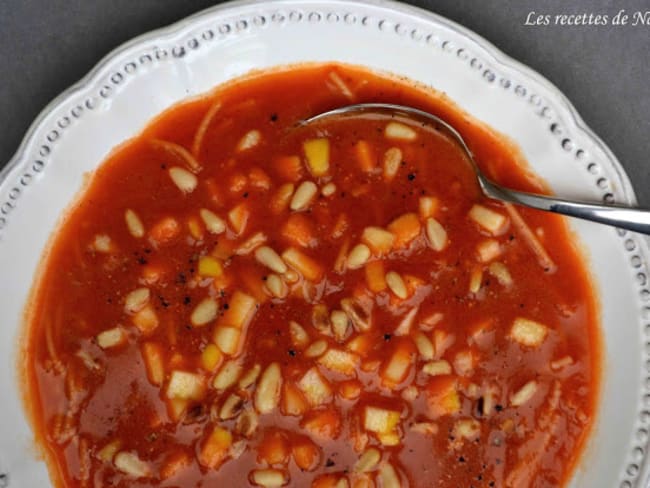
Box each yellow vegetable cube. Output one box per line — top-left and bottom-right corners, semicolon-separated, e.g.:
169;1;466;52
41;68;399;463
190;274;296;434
303;138;330;176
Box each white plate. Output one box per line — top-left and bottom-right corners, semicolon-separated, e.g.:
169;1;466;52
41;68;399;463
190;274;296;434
1;1;649;486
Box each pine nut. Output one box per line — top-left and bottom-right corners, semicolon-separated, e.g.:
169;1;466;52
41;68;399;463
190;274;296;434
169;166;197;193
114;452;150;478
254;362;282;414
379;462;401;488
265;274;288;298
385;271;407;299
289;321;310;348
304;340;328;358
124;287;150;314
354;447;381;473
190;297;218;326
124;209;145;238
425;217;448;251
237;130;261;152
239;364;262;389
199;208;226;234
213;360;242;390
383;147;402;180
255;246;288;273
321;182;337;196
385;122;417;141
290;181;318;211
219;393;244;420
346;243;371;269
330;310;350;342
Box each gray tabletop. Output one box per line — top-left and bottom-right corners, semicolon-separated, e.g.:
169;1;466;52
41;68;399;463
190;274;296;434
0;0;648;206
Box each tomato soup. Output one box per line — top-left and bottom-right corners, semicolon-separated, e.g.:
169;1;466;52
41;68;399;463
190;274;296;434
22;64;600;488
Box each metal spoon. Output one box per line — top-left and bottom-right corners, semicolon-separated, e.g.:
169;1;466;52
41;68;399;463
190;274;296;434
304;103;650;235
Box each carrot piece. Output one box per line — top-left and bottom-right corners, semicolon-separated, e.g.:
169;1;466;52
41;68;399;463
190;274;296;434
160;451;191;480
212;239;236;260
270;183;295;215
282;213;317;248
365;260;387;293
274;155;303;182
282;382;309;416
282;247;324;282
292;437;321;471
425;376;461;418
354;140;376;172
149;217;180;247
239;267;269;304
380;338;416;388
187;216;204;241
218;290;257;329
204;178;226;207
198;426;232;469
141;342;165;386
228;203;250;235
387;213;421;248
301;408;342;440
258;430;290;465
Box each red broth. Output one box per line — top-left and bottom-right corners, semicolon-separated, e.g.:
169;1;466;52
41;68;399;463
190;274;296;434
22;64;600;488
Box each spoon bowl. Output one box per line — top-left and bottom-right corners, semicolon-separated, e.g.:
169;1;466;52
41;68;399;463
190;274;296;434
303;103;650;235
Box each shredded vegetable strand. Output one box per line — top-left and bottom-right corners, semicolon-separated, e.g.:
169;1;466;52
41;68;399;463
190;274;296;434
504;202;557;272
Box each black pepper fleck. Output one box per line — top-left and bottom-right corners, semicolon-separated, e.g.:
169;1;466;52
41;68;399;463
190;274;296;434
407;172;416;181
384;333;392;341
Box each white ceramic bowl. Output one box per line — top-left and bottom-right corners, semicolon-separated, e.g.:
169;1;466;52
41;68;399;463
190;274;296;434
1;1;649;486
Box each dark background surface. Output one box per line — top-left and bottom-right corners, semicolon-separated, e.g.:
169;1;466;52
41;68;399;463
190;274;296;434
0;0;648;206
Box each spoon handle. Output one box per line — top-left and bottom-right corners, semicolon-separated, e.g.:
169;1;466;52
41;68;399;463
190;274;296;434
482;180;650;235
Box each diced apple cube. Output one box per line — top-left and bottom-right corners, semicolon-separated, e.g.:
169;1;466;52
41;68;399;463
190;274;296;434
361;227;395;255
317;349;359;376
97;327;126;349
114;451;150;478
425;376;461;417
166;371;206;401
510;318;548;347
469;204;507;234
298;367;332;406
363;406;400;434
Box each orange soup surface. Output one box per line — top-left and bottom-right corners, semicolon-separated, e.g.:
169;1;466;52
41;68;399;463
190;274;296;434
23;64;600;488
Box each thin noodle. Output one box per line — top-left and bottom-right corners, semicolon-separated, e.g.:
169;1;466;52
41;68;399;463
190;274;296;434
504;203;557;273
327;71;355;101
151;139;202;172
192;101;222;156
505;382;561;487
